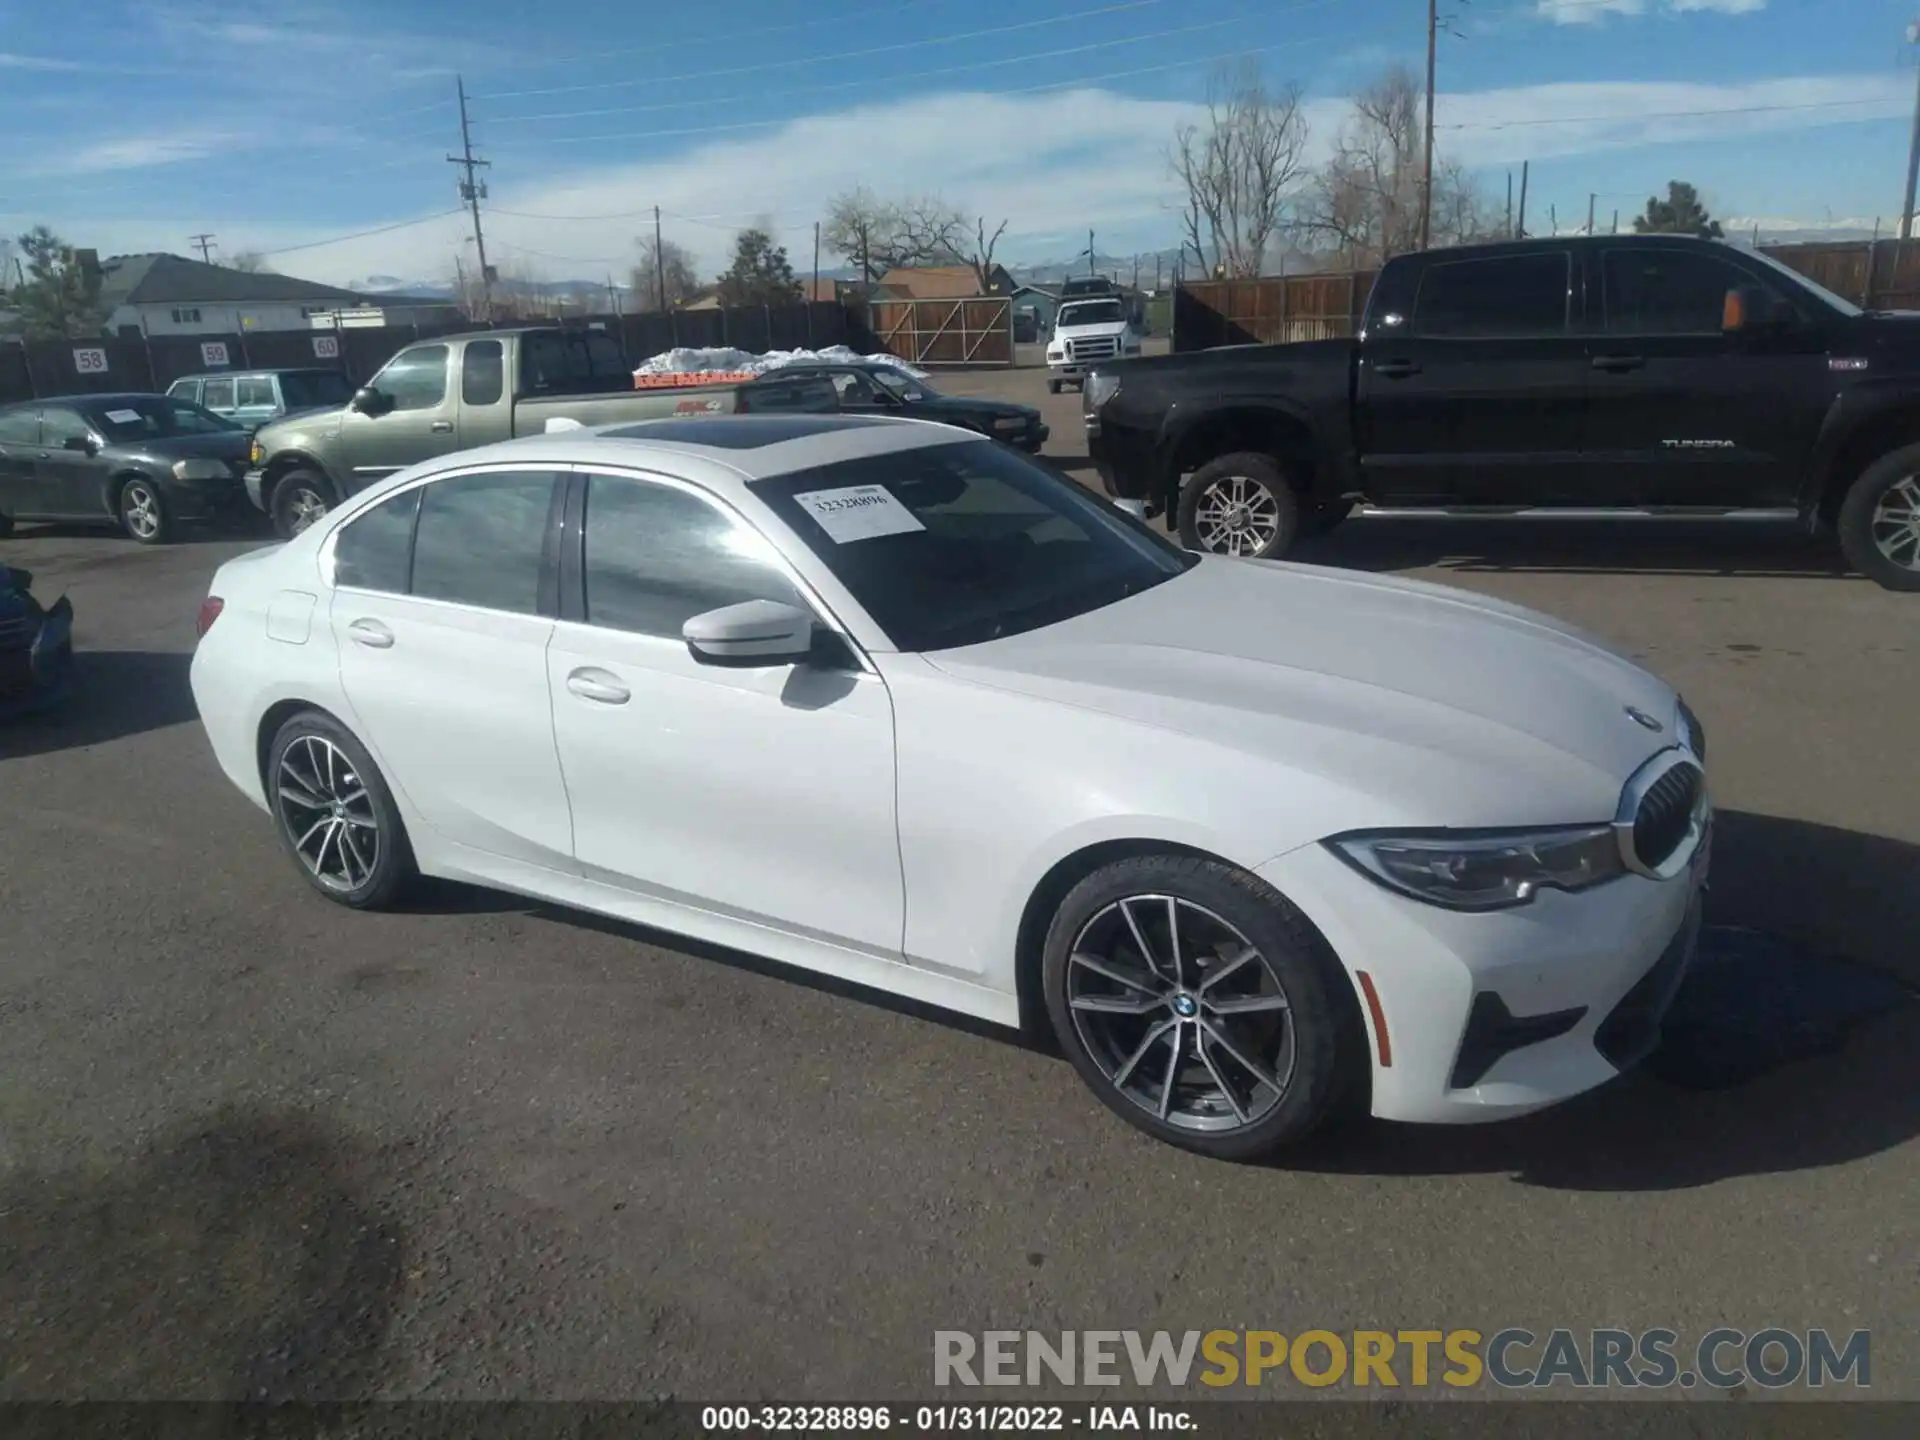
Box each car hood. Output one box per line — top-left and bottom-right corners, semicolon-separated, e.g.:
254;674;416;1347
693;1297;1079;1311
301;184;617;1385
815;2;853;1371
914;394;1037;421
260;407;346;447
105;430;253;464
924;557;1681;826
1054;322;1130;340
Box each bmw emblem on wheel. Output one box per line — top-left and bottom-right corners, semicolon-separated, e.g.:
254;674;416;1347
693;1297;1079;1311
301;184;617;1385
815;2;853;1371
1625;706;1665;733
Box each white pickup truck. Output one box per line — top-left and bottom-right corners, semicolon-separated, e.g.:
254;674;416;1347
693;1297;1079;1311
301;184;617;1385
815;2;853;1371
1045;297;1140;393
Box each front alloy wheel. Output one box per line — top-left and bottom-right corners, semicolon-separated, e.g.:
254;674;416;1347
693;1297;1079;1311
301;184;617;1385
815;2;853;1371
1837;445;1920;592
119;479;170;544
1868;475;1920;573
272;472;335;538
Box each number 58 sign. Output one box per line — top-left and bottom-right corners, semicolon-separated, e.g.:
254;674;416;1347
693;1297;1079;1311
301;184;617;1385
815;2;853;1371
73;347;109;374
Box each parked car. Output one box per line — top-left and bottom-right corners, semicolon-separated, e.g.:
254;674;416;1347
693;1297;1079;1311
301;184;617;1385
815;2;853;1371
1047;297;1141;394
0;393;251;544
0;564;73;720
190;414;1709;1160
1085;233;1920;590
246;326;839;538
166;368;358;430
766;360;1049;451
1060;276;1117;299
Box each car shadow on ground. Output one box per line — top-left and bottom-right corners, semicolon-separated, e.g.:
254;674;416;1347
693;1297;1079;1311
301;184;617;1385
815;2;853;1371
0;650;197;761
1290;810;1920;1189
1291;517;1857;580
3;515;270;548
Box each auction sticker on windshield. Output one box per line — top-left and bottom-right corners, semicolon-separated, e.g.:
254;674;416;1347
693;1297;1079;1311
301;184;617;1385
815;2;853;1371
794;484;925;543
104;409;142;424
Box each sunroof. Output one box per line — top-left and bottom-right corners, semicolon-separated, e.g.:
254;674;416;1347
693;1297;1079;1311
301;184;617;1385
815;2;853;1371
599;416;892;449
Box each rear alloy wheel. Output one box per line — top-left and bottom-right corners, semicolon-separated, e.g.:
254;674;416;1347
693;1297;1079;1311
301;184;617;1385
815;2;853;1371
272;470;336;539
1837;445;1920;592
266;711;415;909
1042;854;1350;1159
118;477;171;545
1177;452;1301;560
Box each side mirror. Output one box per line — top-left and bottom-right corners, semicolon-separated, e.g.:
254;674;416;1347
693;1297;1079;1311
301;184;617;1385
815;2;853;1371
1723;286;1795;337
350;386;389;415
63;434;99;455
683;599;816;668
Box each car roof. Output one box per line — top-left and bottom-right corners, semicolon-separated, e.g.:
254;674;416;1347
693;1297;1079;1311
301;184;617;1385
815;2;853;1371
17;392;165;408
169;368;334;382
399;413;978;494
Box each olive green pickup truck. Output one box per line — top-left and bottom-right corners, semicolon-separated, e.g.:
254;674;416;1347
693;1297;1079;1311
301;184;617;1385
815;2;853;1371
243;326;837;536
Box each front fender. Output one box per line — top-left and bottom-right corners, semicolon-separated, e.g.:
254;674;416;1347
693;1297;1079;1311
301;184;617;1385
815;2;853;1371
1800;380;1920;516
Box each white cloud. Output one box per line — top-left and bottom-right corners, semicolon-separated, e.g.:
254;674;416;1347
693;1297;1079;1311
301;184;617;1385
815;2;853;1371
0;51;88;70
1669;0;1766;11
59;130;245;175
1534;0;1765;21
23;72;1902;287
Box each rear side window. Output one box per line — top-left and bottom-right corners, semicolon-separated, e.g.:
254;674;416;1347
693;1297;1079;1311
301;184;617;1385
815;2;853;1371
1412;253;1569;339
332;486;420;593
410;471;554;614
202;378;236;410
0;408;38;444
462;340;505;406
1605;250;1755;336
237;376;277;408
374;345;450;411
581;473;803;639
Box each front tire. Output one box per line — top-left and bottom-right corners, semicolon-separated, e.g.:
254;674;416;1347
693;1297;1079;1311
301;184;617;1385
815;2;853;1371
1177;452;1301;559
1837;446;1920;592
271;469;337;539
1041;854;1352;1160
117;477;172;545
1047;379;1062;395
266;710;416;909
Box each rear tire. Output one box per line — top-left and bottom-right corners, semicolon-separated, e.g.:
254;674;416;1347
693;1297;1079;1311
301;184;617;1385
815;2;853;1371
1176;452;1301;560
1047;379;1062;394
0;510;13;538
1041;853;1353;1160
266;710;416;909
117;477;172;545
1837;445;1920;592
271;469;337;539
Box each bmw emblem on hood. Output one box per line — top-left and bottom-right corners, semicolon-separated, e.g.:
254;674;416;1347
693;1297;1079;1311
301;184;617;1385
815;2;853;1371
1625;706;1665;733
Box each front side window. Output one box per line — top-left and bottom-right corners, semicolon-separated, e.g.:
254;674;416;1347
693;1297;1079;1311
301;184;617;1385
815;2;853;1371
582;473;803;640
750;438;1193;653
202;378;236;410
1412;253;1569;339
1604;249;1768;336
462;340;505;406
409;470;554;614
41;407;92;448
823;370;881;403
371;344;449;411
332;485;420;593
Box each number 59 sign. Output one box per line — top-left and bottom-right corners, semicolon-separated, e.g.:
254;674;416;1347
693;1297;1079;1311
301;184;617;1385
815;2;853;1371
73;347;109;374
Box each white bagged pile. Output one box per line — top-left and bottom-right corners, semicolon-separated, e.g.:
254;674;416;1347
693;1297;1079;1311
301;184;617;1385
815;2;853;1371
633;345;928;379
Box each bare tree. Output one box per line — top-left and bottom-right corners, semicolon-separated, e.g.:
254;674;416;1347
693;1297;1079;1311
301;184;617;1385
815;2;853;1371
823;187;967;279
630;232;701;311
965;217;1009;294
1170;61;1310;279
227;250;272;273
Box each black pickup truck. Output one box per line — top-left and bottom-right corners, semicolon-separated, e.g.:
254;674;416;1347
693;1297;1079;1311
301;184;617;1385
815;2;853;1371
1085;234;1920;590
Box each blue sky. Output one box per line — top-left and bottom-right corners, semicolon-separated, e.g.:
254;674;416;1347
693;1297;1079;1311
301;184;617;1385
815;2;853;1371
1;0;1914;286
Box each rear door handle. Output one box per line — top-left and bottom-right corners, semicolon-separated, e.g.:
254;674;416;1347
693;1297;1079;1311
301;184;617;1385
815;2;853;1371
430;420;454;433
346;618;394;649
1591;354;1646;373
1372;360;1422;379
566;667;631;705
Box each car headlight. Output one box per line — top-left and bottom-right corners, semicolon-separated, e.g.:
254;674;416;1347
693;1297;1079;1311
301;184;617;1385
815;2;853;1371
1329;826;1624;912
172;458;231;481
1676;697;1706;764
1085;374;1122;411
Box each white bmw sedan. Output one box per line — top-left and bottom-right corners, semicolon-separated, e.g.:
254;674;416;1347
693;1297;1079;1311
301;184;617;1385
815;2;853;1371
191;414;1710;1159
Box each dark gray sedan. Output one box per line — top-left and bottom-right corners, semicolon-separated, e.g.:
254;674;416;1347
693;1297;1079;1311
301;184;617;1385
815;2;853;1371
0;393;253;544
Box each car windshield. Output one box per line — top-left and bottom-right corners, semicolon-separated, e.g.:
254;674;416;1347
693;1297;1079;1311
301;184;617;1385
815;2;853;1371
871;367;937;400
750;439;1195;652
1741;247;1863;318
82;396;241;440
278;371;356;409
1059;300;1124;327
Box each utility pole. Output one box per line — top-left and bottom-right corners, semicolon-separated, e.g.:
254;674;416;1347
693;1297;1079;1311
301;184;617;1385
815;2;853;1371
812;220;821;304
1419;0;1437;250
1587;193;1597;236
1505;172;1513;238
653;206;667;312
1515;160;1529;239
448;75;494;322
1903;22;1920;239
190;233;216;263
1087;229;1096;278
1612;209;1619;235
1550;204;1558;236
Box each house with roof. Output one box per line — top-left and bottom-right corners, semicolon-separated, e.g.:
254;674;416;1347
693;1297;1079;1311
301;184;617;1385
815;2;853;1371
874;263;1015;300
97;253;457;337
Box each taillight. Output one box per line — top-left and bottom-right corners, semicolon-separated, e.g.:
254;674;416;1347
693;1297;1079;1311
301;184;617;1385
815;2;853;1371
195;596;225;639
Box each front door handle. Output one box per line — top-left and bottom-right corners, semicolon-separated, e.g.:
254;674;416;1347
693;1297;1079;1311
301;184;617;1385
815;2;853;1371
1372;359;1422;379
566;667;631;705
346;618;394;649
430;420;454;433
1591;353;1646;373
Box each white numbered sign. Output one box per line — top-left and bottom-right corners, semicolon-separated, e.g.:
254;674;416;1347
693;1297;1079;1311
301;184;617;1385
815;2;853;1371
200;341;230;367
312;335;340;359
72;347;109;374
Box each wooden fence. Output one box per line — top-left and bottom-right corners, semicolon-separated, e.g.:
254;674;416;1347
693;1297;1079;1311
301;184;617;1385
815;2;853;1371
1170;239;1920;353
0;301;870;404
867;296;1014;366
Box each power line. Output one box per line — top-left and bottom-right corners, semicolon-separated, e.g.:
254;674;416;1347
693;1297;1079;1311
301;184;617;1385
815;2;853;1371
472;0;1170;101
256;209;465;258
511;0;949;70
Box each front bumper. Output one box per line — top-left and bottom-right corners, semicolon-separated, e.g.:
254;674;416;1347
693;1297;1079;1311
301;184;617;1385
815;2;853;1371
244;469;267;512
1260;827;1707;1125
162;472;250;521
0;594;74;719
